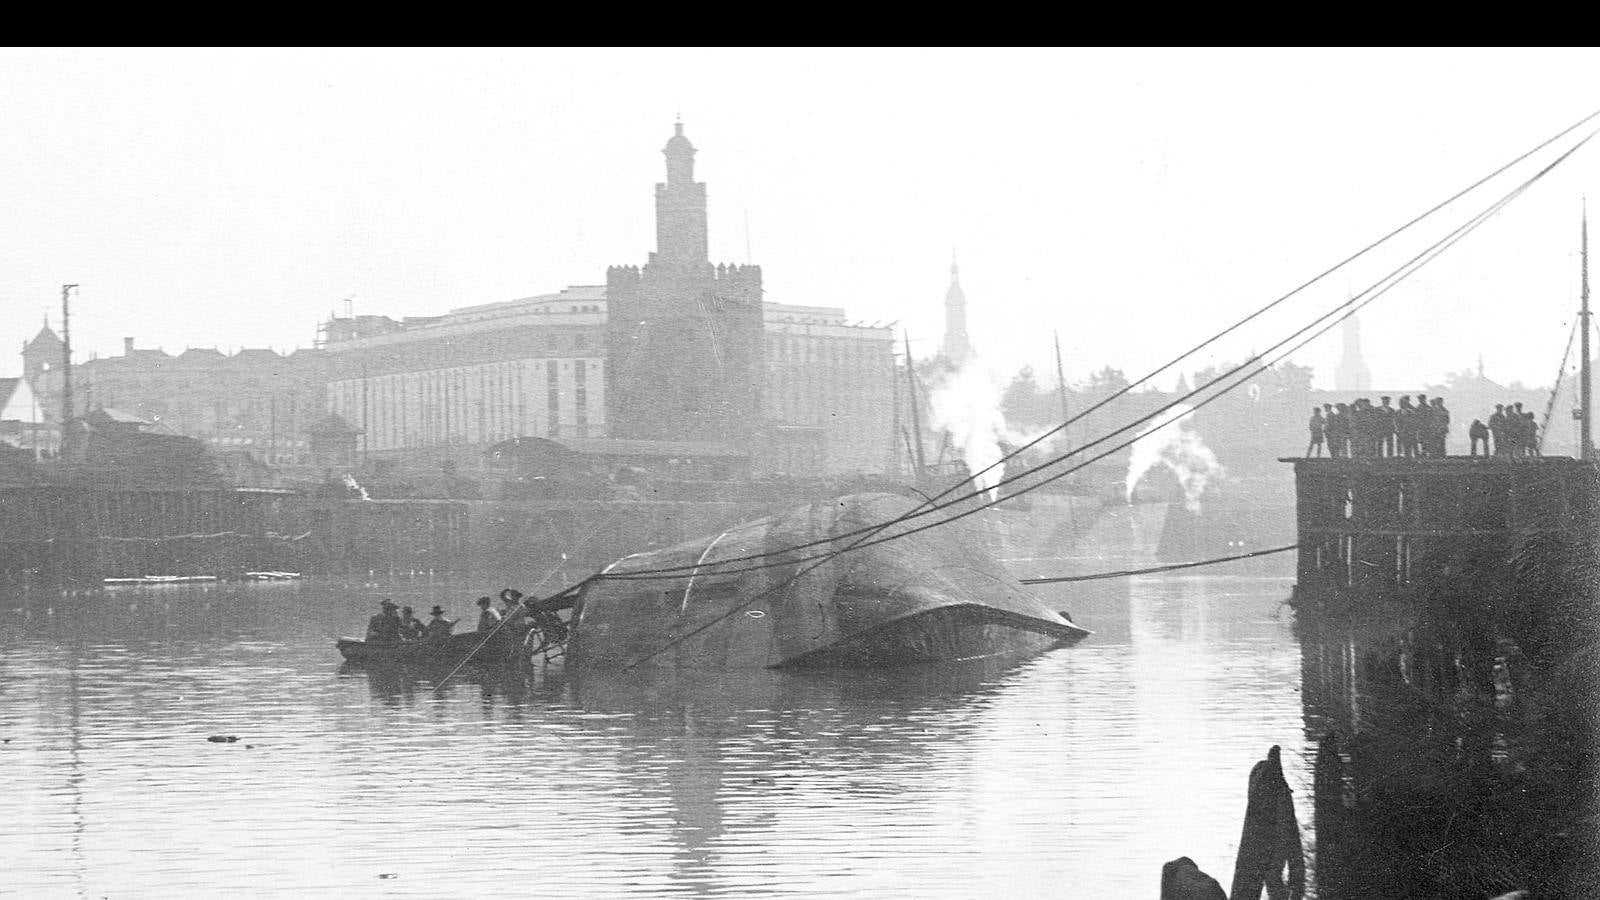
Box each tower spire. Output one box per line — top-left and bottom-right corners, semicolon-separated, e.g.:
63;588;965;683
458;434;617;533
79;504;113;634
654;120;708;264
942;256;972;366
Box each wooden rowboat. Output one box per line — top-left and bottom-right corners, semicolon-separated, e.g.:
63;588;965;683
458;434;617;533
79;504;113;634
335;629;522;666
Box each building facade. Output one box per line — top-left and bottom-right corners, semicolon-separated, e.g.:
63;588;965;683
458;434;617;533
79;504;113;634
70;339;326;465
20;122;898;478
320;286;608;455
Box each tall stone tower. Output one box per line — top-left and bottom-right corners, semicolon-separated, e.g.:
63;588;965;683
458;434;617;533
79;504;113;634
21;318;64;425
942;257;973;366
1334;313;1372;391
606;122;765;446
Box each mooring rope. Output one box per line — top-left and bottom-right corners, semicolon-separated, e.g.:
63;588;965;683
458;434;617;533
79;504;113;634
1019;544;1299;585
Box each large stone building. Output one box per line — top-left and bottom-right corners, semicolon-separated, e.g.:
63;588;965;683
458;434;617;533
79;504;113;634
15;122;897;478
320;286;608;453
71;338;327;465
605;122;765;448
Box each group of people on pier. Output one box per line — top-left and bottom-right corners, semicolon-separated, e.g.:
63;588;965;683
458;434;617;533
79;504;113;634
1468;402;1542;458
1306;395;1452;459
1306;395;1546;459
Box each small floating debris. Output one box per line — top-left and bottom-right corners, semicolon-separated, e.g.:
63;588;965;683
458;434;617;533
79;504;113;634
105;575;220;586
206;735;239;743
244;571;302;581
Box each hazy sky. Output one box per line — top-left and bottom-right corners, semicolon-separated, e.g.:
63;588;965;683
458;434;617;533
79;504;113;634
2;48;1597;390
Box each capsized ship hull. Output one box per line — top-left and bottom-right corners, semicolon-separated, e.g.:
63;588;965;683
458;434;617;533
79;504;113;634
570;492;1090;669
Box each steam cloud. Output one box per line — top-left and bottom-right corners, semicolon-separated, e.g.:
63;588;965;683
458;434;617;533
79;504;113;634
925;357;1047;500
1123;403;1224;513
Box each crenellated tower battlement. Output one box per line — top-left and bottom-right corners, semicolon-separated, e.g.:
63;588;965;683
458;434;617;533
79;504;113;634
606;123;765;446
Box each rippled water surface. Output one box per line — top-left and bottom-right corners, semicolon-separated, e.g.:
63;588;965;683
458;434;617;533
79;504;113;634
3;574;1312;897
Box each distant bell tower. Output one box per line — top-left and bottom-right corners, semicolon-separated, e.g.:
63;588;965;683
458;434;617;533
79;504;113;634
1335;313;1372;391
654;121;709;266
942;257;973;366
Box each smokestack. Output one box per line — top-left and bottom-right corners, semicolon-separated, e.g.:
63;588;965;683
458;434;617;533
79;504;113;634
123;337;134;355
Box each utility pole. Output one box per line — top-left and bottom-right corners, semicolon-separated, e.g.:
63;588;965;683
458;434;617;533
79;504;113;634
60;284;79;430
1581;202;1592;460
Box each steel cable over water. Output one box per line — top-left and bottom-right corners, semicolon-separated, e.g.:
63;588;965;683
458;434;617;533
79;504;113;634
554;105;1600;583
1017;545;1300;585
596;127;1598;668
599;124;1599;584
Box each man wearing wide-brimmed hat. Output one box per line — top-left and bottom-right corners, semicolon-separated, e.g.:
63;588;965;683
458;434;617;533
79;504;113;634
365;599;401;644
423;605;456;643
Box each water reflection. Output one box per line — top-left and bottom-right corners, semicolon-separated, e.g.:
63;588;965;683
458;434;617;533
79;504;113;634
3;574;1308;896
1297;588;1595;898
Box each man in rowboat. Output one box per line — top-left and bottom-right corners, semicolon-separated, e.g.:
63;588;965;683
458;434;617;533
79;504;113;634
476;596;502;633
398;606;425;641
365;600;402;644
423;605;456;643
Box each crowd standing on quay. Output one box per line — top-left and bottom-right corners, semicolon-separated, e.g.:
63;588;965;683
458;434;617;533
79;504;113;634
1305;395;1541;459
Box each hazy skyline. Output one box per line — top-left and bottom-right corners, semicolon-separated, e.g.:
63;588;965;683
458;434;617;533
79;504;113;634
2;48;1597;391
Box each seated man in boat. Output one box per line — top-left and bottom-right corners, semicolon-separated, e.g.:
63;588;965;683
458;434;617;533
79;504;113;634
476;596;502;633
423;605;456;643
365;599;403;644
398;605;425;641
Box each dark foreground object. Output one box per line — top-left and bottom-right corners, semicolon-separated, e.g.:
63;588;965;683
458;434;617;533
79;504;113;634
1160;856;1225;900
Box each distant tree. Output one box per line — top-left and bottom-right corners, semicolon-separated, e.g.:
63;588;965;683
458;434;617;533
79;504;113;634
1002;366;1052;427
1085;366;1130;397
1262;361;1314;397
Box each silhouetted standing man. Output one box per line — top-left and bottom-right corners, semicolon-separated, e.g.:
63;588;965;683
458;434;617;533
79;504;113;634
1469;419;1490;457
1306;407;1325;457
1396;395;1417;459
1430;397;1450;457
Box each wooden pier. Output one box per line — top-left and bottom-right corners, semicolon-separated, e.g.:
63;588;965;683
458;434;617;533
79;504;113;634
1283;456;1598;600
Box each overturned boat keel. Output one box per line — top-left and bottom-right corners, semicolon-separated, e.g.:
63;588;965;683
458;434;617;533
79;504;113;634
569;492;1091;669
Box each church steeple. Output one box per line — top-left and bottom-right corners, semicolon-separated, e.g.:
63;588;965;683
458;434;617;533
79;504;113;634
654;119;708;265
1335;312;1372;391
943;254;973;366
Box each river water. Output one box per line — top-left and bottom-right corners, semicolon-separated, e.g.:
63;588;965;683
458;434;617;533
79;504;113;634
4;572;1321;897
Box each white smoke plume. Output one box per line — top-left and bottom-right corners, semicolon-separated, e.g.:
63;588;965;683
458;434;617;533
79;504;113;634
925;357;1040;499
1123;404;1225;513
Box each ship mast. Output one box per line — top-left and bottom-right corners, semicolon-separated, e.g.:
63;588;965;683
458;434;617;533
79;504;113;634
1582;202;1593;460
904;333;928;479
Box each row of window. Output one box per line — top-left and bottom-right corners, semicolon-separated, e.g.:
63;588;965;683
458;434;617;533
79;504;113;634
331;359;604;450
